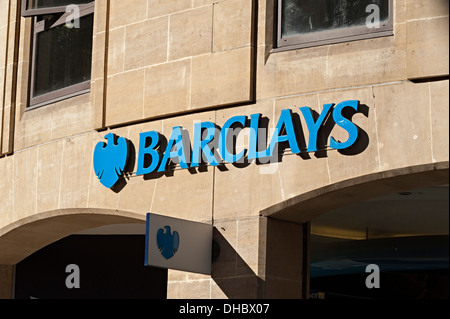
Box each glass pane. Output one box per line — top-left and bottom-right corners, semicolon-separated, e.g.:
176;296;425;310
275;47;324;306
26;0;92;10
34;14;93;97
282;0;389;38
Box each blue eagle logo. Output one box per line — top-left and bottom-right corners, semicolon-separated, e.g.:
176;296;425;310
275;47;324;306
157;226;180;260
93;133;129;189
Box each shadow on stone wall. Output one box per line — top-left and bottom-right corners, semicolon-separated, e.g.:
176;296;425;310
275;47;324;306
211;227;265;299
211;219;305;299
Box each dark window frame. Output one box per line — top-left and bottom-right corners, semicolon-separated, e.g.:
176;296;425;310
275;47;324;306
24;1;95;110
21;0;93;17
274;0;394;52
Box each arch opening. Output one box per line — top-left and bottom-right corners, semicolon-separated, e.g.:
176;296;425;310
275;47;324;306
262;163;449;223
0;209;147;265
0;209;168;299
309;184;449;299
260;163;448;299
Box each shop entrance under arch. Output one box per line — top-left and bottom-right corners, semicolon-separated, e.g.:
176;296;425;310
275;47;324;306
14;223;167;299
309;184;449;299
259;163;449;299
0;211;167;299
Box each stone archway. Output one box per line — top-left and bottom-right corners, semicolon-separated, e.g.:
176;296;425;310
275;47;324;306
261;162;449;224
0;208;146;298
0;208;146;265
252;162;448;299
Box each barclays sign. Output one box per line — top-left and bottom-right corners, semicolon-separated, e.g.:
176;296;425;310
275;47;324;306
145;213;212;275
93;100;364;189
93;133;130;188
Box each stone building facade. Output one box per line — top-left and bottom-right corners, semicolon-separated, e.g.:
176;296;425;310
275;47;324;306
0;0;448;298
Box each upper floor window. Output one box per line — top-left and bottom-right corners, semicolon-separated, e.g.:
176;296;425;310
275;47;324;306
276;0;393;51
22;0;95;109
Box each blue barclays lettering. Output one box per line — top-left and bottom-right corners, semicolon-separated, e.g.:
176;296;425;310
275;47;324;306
94;100;365;188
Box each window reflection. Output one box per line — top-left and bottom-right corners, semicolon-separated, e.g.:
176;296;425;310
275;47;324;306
282;0;389;37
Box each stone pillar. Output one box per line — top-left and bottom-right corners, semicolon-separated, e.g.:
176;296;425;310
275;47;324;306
165;217;308;299
0;265;14;299
211;217;265;298
259;218;307;298
211;217;307;299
